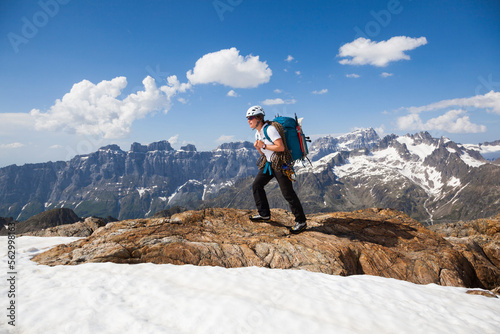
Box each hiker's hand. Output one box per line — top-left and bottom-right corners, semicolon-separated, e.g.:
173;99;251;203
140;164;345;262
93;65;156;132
255;140;265;150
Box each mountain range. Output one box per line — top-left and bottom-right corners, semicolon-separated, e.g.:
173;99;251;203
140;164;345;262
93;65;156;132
1;129;499;224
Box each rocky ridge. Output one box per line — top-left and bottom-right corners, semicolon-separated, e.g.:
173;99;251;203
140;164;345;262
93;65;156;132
33;208;500;292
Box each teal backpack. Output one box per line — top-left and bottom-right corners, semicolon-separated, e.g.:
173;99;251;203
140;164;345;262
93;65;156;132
263;114;310;163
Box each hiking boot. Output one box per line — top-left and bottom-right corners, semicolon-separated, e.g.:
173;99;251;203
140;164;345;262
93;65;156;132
290;221;307;234
249;214;271;222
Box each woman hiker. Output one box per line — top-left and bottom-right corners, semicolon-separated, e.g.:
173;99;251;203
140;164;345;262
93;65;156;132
246;105;307;234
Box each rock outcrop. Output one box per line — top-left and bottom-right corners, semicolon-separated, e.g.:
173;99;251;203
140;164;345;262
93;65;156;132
32;208;500;291
0;208;80;236
429;214;500;291
22;217;107;237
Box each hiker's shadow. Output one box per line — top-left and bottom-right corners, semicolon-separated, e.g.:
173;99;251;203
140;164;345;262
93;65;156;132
308;217;418;247
259;220;290;229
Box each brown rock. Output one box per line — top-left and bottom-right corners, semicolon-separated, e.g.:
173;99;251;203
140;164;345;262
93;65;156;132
466;290;498;298
22;217;106;237
32;208;500;289
429;214;500;290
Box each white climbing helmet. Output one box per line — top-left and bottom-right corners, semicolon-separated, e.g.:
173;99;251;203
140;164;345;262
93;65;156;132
246;105;265;118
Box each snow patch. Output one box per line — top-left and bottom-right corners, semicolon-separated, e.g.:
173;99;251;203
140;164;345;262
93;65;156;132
460;152;486;168
296;152;339;175
2;237;500;334
396;137;437;160
446;176;461;188
136;187;151;197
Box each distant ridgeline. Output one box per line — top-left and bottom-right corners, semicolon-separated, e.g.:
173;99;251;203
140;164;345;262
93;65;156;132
0;129;499;224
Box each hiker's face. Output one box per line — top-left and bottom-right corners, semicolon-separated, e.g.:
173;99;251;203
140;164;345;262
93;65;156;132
247;116;259;129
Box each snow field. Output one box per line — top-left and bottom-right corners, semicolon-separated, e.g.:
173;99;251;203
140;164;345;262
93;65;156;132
1;237;499;334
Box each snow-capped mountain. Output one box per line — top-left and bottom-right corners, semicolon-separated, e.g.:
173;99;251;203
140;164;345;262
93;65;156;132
0;140;261;221
463;140;500;161
308;128;380;161
293;131;499;223
0;129;498;223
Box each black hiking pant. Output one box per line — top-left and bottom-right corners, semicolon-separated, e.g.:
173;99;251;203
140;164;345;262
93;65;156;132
252;166;306;223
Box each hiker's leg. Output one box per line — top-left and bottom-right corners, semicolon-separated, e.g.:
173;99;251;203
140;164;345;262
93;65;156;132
274;168;307;222
252;169;273;217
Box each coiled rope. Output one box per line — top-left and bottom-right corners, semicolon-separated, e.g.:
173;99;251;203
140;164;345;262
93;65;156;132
257;121;296;181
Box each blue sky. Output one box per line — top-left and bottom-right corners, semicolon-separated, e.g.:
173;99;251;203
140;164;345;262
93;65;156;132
1;0;499;167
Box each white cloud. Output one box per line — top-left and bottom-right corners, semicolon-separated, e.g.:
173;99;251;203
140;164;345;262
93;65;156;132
0;142;25;149
285;55;294;62
29;76;189;139
177;97;188;104
295;71;301;76
408;90;500;115
338;36;428;67
227;90;239;97
261;98;296;106
381;72;393;78
397;109;487;133
346;73;360;78
312;89;328;95
396;91;500;134
186;47;272;88
168;134;179;145
217;135;235;143
374;125;385;137
274;89;283;94
262;98;285;105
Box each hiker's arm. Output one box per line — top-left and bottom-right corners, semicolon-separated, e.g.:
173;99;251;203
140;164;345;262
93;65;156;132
268;138;285;152
255;138;285;152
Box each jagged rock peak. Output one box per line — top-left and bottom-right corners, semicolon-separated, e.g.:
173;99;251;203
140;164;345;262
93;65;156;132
481;139;500;146
148;140;174;152
404;131;435;144
180;144;197;152
342;127;379;138
130;140;174;153
216;141;254;150
98;144;123;152
309;128;380;161
313;128;380;149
